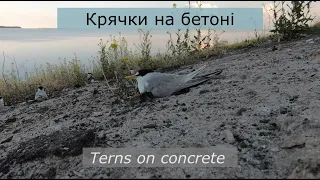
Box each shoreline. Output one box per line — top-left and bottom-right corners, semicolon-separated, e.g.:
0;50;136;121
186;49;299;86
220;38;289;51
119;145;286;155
0;26;21;28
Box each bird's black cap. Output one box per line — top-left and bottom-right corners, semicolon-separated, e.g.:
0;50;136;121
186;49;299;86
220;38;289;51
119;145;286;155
135;69;154;77
38;86;44;90
0;96;2;99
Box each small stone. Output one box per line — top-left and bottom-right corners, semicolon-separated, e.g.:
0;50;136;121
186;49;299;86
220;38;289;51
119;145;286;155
160;104;169;109
279;107;288;114
302;118;309;124
295;55;303;59
212;88;219;92
199;89;210;94
38;106;49;113
270;147;279;152
143;124;157;129
259;131;271;136
16;170;24;176
224;130;235;144
260;119;270;123
93;89;99;94
239;140;249;148
91;112;103;117
289;95;299;103
98;131;105;139
268;123;278;130
272;45;278;51
306;38;313;43
281;134;306;149
236;107;247;116
43;167;56;178
0;166;10;174
249;159;261;166
1;136;13;144
5;116;17;123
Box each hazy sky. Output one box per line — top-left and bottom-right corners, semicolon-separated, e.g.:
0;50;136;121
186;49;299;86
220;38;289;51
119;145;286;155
0;1;319;28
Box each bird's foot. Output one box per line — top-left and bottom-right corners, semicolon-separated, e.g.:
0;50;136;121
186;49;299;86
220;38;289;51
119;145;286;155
139;92;154;103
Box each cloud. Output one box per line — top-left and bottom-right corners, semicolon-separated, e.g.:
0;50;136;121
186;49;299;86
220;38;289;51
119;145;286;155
184;1;218;8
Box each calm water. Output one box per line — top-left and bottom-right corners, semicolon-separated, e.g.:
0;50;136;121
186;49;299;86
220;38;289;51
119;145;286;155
0;28;269;74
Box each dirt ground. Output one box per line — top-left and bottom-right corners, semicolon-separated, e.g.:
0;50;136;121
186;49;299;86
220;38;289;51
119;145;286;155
0;34;320;179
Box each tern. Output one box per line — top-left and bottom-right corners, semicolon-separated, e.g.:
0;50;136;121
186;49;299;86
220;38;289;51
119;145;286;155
35;86;49;101
125;64;222;98
87;73;95;83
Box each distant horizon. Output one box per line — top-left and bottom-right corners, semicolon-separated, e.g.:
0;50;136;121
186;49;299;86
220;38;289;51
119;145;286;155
0;27;274;33
0;27;273;73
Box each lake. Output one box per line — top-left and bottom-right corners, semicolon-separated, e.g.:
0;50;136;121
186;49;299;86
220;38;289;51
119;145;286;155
0;28;269;74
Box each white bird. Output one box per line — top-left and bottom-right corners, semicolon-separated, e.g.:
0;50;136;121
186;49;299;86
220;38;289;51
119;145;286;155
87;73;94;83
35;86;48;101
0;96;4;107
125;64;221;98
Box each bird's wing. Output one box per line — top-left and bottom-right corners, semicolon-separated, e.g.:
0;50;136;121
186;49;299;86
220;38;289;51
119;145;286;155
185;64;208;81
142;67;219;98
144;72;185;97
195;69;223;79
173;69;223;94
174;76;211;92
35;90;48;100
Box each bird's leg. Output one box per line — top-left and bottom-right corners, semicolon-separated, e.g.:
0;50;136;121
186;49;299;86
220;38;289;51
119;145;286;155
139;92;149;102
139;92;154;103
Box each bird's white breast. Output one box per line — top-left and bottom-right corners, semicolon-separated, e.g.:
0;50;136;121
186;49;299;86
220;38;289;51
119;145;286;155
35;89;48;100
137;76;149;93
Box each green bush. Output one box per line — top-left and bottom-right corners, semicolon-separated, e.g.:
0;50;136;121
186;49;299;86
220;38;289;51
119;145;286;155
270;1;316;41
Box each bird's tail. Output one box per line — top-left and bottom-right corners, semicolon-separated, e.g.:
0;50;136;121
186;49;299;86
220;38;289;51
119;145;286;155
185;64;208;81
176;69;223;93
177;78;210;91
196;68;223;78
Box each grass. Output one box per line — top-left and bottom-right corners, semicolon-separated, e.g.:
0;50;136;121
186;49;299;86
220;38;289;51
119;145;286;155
0;29;261;105
1;54;88;105
0;28;276;105
308;20;320;34
222;35;272;50
1;3;320;106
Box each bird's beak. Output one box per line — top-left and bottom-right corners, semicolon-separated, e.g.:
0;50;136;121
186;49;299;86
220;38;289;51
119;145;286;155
125;75;137;79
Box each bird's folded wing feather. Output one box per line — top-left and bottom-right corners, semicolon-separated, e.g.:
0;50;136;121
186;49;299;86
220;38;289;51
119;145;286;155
196;69;223;78
144;73;184;97
173;69;223;93
174;77;210;91
35;90;48;99
143;69;222;97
